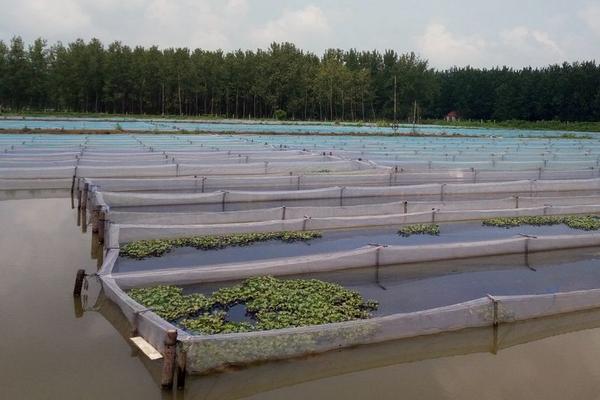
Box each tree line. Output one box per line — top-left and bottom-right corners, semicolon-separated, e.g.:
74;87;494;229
0;36;599;122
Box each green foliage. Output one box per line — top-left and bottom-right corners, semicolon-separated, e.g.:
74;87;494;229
2;36;600;123
273;109;287;120
128;285;212;321
482;215;600;230
120;231;322;259
398;224;440;237
127;276;379;335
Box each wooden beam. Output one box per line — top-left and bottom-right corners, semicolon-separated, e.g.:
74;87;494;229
130;337;163;361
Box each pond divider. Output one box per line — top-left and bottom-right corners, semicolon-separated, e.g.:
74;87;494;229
87;177;600;209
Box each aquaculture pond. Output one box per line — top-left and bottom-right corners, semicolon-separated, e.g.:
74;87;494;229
168;246;600;317
109;195;427;213
0;116;591;138
107;190;600;213
7;177;600;399
114;220;600;272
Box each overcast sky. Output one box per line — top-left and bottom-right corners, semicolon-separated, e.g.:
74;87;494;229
0;0;598;69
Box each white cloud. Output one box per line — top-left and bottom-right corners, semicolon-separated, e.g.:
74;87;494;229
225;0;248;15
501;26;564;58
417;23;487;67
417;22;566;68
251;5;331;48
138;0;230;48
579;3;600;36
0;0;91;40
0;0;248;50
0;0;597;66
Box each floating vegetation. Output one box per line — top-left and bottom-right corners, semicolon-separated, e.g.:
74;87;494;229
128;276;378;334
128;285;212;321
398;224;440;237
482;215;600;230
120;231;322;259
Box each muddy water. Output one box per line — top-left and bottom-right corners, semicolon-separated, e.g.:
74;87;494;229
4;197;600;399
0;197;161;399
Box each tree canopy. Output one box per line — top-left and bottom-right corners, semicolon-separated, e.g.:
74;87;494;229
0;36;598;122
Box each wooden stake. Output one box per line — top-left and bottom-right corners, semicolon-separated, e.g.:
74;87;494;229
81;182;89;213
161;330;178;389
70;175;76;209
91;207;99;234
97;208;106;244
77;187;82;212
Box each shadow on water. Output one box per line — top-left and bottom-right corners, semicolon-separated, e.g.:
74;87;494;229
5;193;600;399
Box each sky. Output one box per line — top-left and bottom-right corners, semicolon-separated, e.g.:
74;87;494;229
0;0;598;69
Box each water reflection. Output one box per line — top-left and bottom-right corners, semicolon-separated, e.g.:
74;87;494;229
93;286;600;400
4;195;600;400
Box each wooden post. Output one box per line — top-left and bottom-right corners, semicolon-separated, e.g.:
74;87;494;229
81;205;88;234
73;269;86;297
161;330;178;389
91;207;100;234
82;182;89;213
97;207;106;244
77;187;83;212
70;175;76;209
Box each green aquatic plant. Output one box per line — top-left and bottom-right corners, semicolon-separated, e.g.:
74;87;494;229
180;311;254;335
128;285;213;320
482;215;600;230
563;216;600;231
120;230;323;259
128;276;379;335
398;224;440;237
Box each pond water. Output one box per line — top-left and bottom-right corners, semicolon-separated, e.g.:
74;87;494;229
115;222;597;273
178;246;600;318
0;116;590;138
4;195;600;399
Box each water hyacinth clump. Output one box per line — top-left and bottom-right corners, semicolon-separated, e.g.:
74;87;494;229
482;215;600;230
127;276;379;335
398;224;440;237
128;285;212;321
120;231;322;259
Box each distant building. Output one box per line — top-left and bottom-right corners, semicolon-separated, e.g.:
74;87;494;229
445;111;460;122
